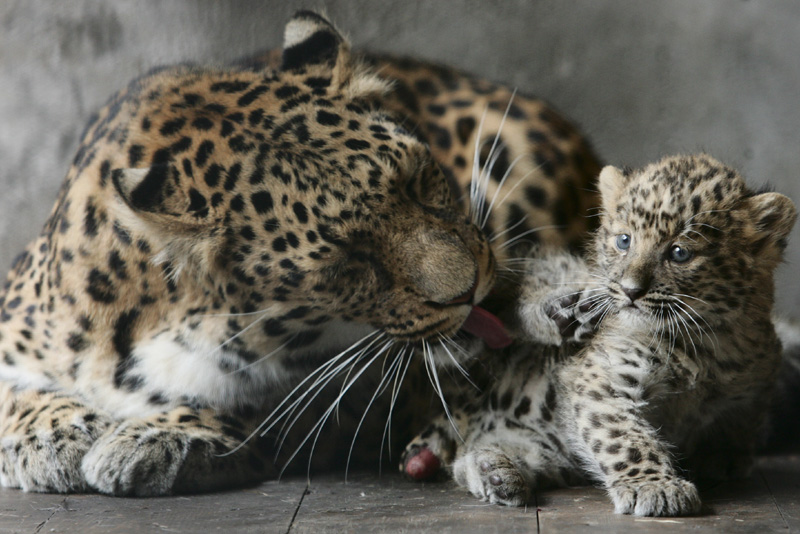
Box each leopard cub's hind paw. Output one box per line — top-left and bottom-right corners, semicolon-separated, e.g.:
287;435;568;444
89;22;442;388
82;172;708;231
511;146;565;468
453;448;530;506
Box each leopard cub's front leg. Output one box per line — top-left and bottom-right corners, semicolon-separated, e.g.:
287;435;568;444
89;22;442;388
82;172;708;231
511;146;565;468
566;353;701;517
579;421;701;517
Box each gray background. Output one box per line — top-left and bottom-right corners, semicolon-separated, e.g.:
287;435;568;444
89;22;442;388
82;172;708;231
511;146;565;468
1;0;798;314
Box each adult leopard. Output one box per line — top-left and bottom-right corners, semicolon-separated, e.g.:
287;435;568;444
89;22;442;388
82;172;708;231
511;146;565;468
0;10;600;495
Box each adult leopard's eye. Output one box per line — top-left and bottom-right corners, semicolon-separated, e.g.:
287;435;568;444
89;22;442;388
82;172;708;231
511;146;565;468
670;245;692;263
615;234;631;251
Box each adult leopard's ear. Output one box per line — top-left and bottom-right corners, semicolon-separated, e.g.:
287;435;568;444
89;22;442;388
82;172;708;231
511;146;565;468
281;10;388;96
112;165;220;230
111;165;224;275
597;165;626;214
744;191;797;255
282;11;351;78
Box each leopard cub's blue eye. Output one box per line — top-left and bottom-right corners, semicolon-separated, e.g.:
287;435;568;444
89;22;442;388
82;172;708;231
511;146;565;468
670;245;692;263
615;234;631;251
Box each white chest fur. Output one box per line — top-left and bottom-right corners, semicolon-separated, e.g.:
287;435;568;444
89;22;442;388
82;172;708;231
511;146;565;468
98;320;378;419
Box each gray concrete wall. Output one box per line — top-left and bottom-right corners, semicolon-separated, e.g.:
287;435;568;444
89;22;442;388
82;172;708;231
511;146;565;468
1;0;799;313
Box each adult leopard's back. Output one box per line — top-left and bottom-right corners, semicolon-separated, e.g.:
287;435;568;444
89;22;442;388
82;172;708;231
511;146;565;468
0;11;600;495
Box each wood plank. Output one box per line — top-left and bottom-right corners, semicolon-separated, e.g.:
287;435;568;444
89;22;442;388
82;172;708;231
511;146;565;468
289;473;538;534
0;490;72;534
1;456;798;533
535;458;793;533
1;480;308;534
758;455;800;531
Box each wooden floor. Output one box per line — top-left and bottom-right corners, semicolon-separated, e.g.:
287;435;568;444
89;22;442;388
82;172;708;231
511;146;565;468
0;456;797;533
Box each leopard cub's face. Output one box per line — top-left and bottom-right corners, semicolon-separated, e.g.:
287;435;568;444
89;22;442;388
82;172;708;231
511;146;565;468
591;155;796;329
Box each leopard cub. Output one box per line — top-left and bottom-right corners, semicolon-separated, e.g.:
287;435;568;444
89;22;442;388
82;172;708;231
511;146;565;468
403;154;797;516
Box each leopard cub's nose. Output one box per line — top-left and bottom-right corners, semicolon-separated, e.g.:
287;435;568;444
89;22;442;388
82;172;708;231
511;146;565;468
622;285;647;302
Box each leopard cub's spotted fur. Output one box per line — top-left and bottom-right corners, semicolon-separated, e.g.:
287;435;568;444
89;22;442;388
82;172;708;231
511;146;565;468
403;154;797;516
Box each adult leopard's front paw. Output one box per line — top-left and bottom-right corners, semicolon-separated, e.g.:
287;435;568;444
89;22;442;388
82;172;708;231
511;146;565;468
81;421;191;496
0;403;111;493
609;477;701;516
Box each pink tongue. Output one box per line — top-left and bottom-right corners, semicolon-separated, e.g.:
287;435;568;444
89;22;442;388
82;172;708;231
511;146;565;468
461;306;512;349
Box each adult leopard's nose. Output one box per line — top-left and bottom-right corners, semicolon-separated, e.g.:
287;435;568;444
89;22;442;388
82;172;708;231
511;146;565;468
399;229;478;305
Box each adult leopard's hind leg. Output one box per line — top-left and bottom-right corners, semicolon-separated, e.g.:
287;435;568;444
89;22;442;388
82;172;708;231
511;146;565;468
0;382;112;493
81;405;275;496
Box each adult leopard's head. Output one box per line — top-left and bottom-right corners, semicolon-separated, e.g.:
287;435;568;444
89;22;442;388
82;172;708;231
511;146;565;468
111;11;496;359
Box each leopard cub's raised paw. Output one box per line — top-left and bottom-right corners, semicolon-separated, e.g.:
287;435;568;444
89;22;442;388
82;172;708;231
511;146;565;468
544;291;601;343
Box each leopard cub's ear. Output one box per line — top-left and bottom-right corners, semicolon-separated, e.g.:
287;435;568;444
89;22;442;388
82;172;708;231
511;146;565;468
597;165;626;214
744;191;797;251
